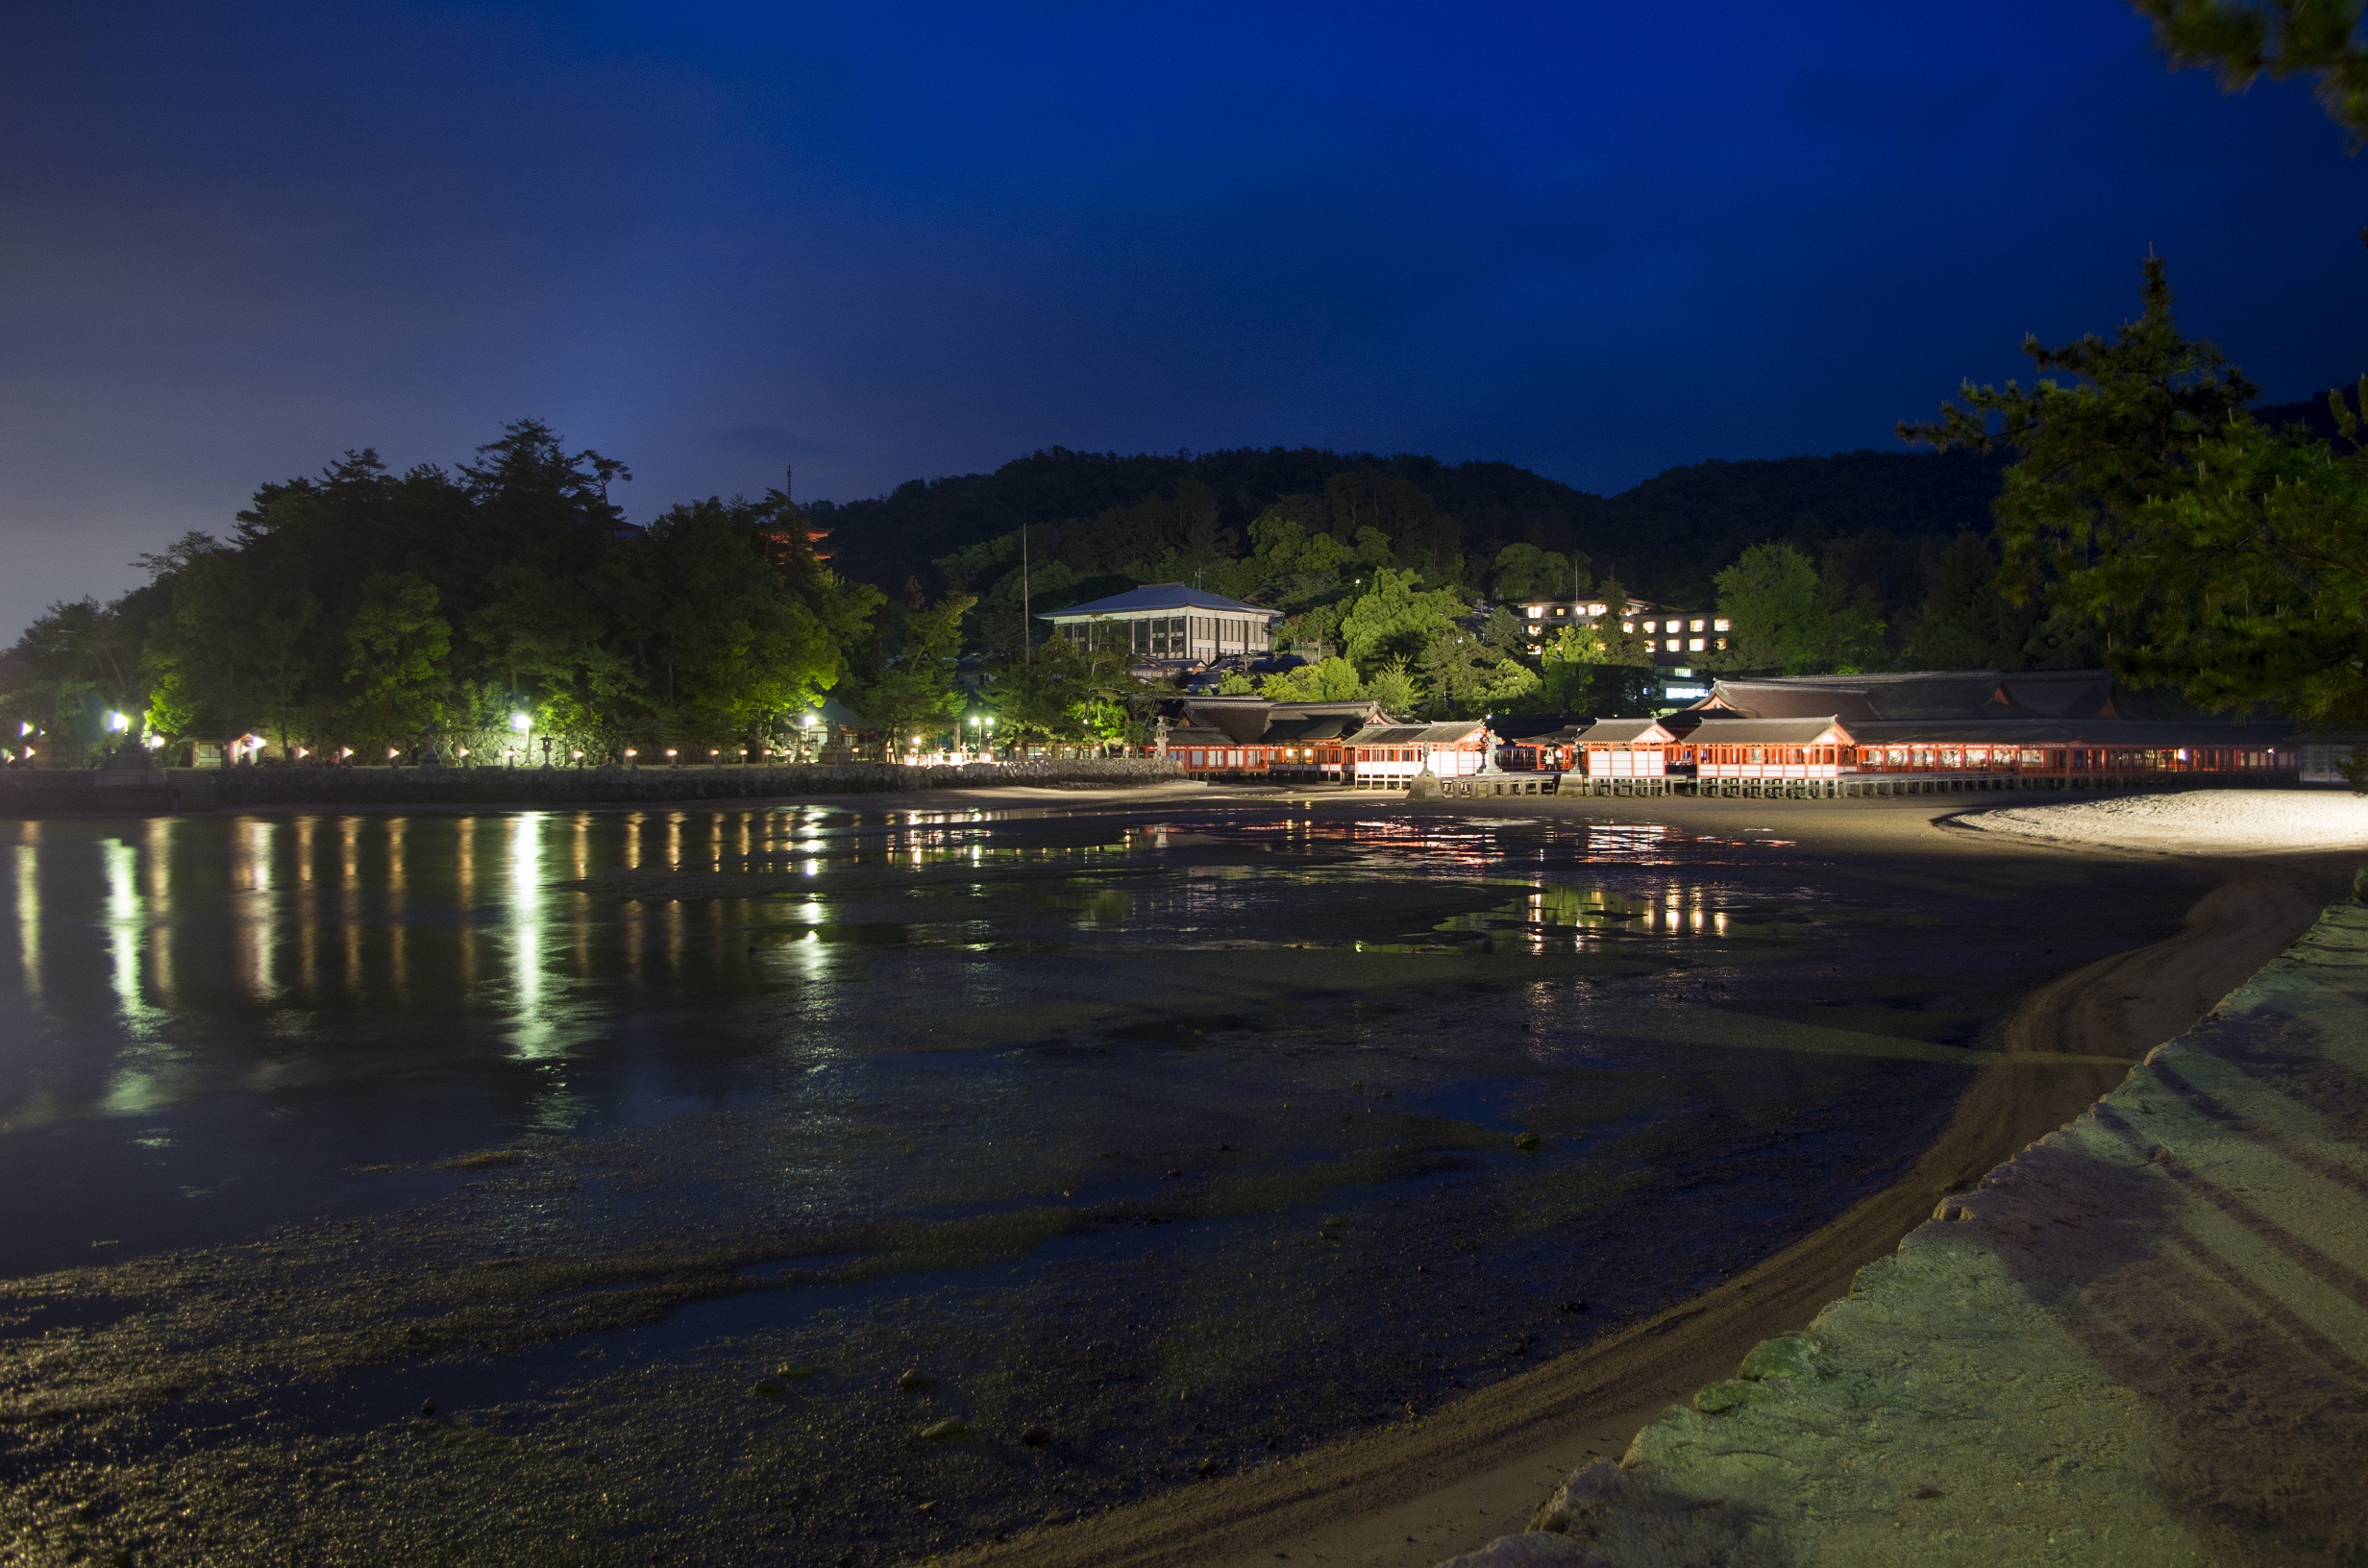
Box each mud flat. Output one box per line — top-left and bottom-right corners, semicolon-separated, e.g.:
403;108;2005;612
1446;822;2368;1566
945;795;2355;1568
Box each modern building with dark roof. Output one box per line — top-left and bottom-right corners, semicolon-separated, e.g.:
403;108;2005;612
1040;583;1283;663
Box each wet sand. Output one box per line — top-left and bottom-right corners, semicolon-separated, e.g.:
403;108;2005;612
948;792;2356;1568
5;790;2035;1565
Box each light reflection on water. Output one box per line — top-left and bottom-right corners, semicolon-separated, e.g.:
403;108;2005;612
0;799;2077;1564
2;807;1829;1144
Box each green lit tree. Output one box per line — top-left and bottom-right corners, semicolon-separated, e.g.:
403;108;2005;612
1711;543;1886;674
342;572;452;746
854;592;975;755
1489;543;1571;601
1338;568;1467;670
1361;658;1420;718
1259;654;1365;700
1523;623;1613;713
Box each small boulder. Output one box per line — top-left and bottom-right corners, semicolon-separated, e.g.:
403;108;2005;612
1691;1379;1756;1414
1738;1333;1820;1382
920;1416;969;1440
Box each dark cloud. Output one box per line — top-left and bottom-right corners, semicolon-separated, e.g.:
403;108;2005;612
3;0;2362;639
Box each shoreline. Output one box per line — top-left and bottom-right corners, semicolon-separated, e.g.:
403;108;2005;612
1486;884;2368;1565
0;758;1194;817
944;795;2356;1568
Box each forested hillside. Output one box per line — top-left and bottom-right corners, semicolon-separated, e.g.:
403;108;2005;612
816;445;2002;612
10;345;2347;767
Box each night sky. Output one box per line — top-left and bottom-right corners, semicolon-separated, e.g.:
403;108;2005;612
5;1;2362;640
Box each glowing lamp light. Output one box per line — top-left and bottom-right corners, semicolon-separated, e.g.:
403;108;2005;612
295;747;310;758
16;722;30;737
337;747;354;760
801;713;817;728
665;747;678;758
624;747;637;758
509;712;531;734
455;747;468;759
708;747;720;757
105;710;129;732
386;747;400;760
571;749;584;760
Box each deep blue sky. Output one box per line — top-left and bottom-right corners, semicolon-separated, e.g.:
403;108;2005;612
4;1;2363;640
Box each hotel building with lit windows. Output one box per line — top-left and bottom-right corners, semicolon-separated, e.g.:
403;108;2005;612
1502;596;1730;662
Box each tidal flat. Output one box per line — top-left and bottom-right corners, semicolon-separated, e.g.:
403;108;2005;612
0;800;2191;1565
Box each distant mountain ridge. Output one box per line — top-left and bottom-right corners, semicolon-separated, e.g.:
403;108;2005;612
808;443;2007;608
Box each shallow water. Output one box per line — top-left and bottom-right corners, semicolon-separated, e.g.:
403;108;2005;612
0;802;2128;1563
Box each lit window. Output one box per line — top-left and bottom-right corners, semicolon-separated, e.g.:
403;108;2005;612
1642;620;1659;632
1713;618;1730;631
1620;622;1635;633
1665;638;1681;651
1688;638;1705;651
1526;605;1543;618
1689;619;1705;632
1714;637;1728;650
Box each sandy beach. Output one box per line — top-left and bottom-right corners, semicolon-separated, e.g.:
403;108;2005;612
1959;788;2368;854
947;789;2360;1568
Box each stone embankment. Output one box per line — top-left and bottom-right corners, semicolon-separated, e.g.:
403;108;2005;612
0;757;1182;814
1447;897;2368;1568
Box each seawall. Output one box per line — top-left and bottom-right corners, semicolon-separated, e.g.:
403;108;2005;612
1449;897;2368;1567
0;757;1183;815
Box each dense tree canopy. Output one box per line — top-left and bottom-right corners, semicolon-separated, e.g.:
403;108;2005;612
3;422;881;764
27;337;2348;763
1906;259;2368;724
